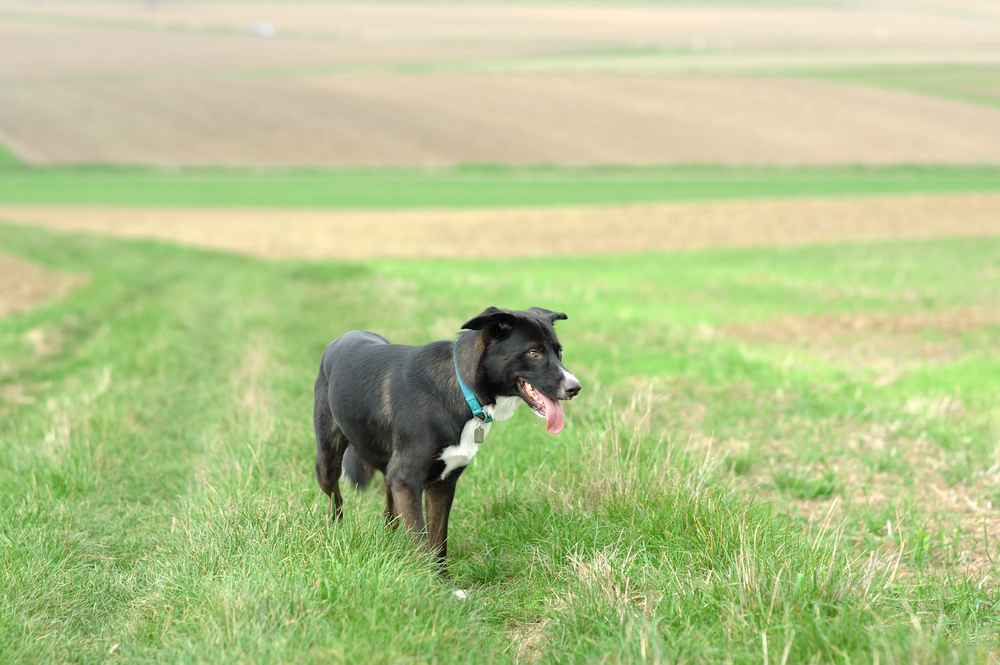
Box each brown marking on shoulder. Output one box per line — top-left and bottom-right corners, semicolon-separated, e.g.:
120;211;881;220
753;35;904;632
427;351;457;390
454;332;489;390
380;373;394;421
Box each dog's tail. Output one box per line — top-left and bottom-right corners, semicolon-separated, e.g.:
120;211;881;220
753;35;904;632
342;446;374;490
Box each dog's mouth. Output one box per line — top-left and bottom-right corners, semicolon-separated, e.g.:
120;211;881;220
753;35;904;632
517;379;564;434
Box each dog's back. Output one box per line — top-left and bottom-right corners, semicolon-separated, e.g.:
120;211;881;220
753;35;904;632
315;331;453;487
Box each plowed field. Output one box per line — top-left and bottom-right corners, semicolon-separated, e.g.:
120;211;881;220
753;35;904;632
5;75;1000;165
2;1;1000;165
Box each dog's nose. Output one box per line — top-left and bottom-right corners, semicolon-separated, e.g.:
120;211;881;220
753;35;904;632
564;375;582;399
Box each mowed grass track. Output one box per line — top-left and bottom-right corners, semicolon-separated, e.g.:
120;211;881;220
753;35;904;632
2;222;1000;662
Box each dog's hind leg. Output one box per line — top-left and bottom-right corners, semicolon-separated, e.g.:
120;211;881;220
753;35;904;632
316;426;349;522
314;379;349;522
383;476;398;528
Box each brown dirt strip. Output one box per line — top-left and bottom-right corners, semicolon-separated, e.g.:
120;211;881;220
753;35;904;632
0;251;87;318
4;76;1000;166
720;308;1000;385
725;309;999;343
1;193;998;260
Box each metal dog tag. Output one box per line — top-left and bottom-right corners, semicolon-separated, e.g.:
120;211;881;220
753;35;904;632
474;424;485;443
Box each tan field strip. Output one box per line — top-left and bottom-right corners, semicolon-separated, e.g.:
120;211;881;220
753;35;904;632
4;75;1000;165
0;21;551;83
2;193;999;260
3;7;998;84
7;2;1000;64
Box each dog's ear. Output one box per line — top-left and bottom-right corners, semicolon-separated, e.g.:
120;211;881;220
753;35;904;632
462;307;519;337
528;307;568;324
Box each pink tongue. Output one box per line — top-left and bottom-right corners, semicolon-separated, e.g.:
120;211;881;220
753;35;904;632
539;393;564;434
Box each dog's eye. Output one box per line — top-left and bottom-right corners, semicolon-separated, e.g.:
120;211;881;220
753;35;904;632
527;349;540;358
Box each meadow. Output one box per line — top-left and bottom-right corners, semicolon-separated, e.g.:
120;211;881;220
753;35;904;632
2;191;1000;661
3;1;1000;661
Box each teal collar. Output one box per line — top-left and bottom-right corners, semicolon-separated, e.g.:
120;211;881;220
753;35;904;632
453;345;492;424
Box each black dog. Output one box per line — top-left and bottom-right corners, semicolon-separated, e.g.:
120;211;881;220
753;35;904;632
313;307;581;575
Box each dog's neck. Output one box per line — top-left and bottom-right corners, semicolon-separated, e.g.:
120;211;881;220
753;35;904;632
485;395;521;421
453;332;495;405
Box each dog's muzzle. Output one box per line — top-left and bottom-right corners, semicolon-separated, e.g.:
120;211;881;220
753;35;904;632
559;369;582;400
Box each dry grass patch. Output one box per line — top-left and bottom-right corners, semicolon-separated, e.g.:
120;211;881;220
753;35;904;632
643;375;1000;579
725;309;998;343
0;250;87;319
3;192;1000;260
507;619;549;664
722;307;1000;384
770;423;1000;581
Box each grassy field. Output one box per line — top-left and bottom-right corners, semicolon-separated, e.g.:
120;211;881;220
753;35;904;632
2;160;1000;208
4;1;1000;660
2;213;1000;661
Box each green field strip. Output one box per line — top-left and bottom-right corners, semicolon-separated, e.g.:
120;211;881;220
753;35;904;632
1;164;999;208
800;64;1000;110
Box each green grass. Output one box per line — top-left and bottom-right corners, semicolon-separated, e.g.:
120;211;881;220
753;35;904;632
1;164;999;208
2;222;1000;662
0;144;22;169
771;467;838;500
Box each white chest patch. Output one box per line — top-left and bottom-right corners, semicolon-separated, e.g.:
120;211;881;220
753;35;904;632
439;396;521;480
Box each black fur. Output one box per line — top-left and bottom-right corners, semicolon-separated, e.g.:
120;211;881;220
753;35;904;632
313;307;581;576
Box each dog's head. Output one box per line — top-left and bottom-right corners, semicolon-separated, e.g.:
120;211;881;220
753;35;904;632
462;306;581;434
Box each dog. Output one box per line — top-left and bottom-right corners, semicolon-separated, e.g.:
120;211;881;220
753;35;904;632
313;306;581;576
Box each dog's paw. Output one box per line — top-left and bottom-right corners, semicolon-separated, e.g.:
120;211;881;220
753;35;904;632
453;589;470;600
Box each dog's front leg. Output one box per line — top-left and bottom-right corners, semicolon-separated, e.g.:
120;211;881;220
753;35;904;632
425;481;457;578
388;475;426;541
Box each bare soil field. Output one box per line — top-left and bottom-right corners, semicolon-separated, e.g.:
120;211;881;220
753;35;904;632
2;192;998;260
4;75;1000;165
1;1;1000;165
